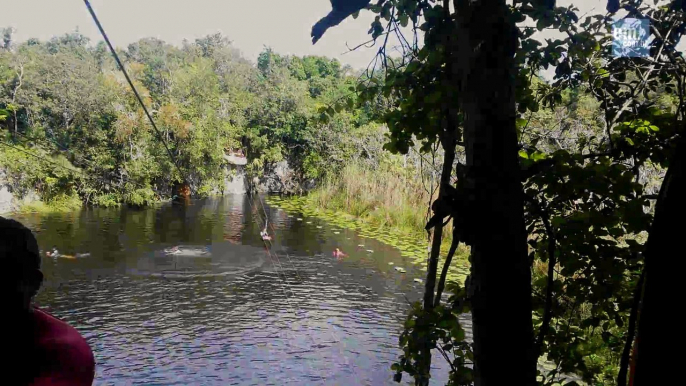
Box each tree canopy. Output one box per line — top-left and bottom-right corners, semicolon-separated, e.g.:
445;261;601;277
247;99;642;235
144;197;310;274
313;0;682;385
0;30;381;207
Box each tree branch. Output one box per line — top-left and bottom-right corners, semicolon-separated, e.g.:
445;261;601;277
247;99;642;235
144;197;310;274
423;150;455;309
520;152;611;181
435;345;458;372
434;227;460;308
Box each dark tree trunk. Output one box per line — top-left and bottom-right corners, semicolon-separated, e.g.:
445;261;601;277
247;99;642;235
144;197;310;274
423;141;457;309
416;133;456;386
633;136;686;385
453;0;536;384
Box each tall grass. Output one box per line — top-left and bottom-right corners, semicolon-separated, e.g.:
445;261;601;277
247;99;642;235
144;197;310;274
308;160;462;252
19;192;83;213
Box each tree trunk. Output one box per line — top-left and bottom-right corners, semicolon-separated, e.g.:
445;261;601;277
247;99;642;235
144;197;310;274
633;136;686;385
453;0;536;384
416;135;456;386
423;142;456;309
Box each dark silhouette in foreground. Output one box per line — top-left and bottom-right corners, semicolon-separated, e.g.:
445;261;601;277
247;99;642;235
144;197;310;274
1;217;95;386
311;0;371;44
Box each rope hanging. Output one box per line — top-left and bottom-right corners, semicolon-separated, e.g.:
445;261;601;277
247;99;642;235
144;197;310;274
251;193;363;382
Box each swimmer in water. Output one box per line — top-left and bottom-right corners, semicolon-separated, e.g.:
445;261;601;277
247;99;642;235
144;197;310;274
45;247;59;258
47;247;89;259
164;246;181;255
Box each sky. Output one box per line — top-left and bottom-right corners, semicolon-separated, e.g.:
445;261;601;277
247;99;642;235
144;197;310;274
0;0;607;70
0;0;383;69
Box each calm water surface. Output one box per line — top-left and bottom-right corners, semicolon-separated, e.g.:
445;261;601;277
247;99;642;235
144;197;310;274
12;195;454;385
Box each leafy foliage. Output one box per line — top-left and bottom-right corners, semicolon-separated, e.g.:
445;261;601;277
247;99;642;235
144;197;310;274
338;0;681;385
0;31;374;206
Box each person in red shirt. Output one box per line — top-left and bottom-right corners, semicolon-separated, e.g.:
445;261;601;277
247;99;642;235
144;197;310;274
1;216;95;385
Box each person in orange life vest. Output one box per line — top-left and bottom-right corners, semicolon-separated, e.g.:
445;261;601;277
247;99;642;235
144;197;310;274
1;216;95;385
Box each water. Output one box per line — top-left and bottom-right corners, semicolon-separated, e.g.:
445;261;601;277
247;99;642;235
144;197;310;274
11;195;452;385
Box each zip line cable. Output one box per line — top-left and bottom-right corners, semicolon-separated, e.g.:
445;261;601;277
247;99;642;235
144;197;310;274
247;192;307;314
82;0;184;180
244;193;326;382
251;193;363;383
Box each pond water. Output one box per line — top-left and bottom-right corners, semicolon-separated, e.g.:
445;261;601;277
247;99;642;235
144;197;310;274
11;195;456;385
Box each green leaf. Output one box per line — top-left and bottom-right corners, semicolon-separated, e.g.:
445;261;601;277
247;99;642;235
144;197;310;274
531;151;547;161
425;91;442;104
406;61;420;73
551;216;565;227
536;18;546;31
519;150;529;159
399;14;409;28
453;328;465;342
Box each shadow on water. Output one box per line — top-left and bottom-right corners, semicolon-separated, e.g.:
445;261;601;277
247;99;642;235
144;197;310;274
12;195;451;385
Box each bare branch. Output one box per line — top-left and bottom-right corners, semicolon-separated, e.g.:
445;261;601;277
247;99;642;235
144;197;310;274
434;227;461;308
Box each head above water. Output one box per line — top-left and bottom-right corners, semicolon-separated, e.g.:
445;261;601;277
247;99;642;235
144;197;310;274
0;216;43;313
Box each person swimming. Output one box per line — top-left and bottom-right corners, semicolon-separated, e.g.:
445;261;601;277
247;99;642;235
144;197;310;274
164;246;181;255
46;247;72;259
46;247;89;259
45;247;59;258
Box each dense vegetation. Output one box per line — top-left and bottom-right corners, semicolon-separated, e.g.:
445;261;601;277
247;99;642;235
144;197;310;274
0;29;387;209
313;0;680;385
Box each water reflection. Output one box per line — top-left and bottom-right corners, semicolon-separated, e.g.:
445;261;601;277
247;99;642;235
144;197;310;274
11;195;449;385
